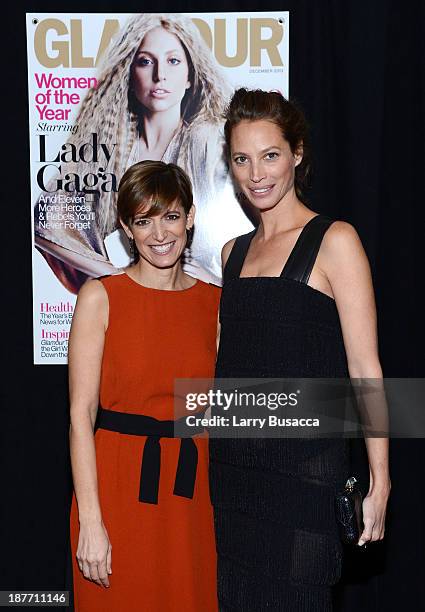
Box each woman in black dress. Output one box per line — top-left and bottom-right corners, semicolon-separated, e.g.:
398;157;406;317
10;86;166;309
209;89;390;611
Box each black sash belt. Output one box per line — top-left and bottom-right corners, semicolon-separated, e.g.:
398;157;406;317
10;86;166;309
95;407;204;505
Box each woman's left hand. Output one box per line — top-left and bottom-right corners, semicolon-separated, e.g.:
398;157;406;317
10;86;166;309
358;484;391;546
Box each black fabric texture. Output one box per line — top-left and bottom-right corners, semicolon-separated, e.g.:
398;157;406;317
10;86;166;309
210;216;349;610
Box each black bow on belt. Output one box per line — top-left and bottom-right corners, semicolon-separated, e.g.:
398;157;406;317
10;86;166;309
95;407;204;505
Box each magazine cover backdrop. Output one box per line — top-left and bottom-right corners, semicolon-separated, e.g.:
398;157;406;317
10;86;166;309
26;12;289;364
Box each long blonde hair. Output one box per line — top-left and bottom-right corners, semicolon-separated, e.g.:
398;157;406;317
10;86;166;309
62;14;231;235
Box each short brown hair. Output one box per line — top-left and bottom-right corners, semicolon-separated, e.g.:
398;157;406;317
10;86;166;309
117;161;194;261
224;88;311;202
117;160;193;225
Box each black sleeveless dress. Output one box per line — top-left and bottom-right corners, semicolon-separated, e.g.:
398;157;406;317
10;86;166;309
209;215;349;612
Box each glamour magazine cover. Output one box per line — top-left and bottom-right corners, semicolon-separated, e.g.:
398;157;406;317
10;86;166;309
26;12;289;363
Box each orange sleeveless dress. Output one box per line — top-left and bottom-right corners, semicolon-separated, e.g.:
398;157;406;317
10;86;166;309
70;273;220;611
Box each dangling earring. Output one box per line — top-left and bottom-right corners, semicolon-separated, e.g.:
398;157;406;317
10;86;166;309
186;226;194;260
128;236;136;257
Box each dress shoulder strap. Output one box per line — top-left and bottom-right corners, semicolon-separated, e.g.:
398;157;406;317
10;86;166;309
223;230;256;284
281;215;334;284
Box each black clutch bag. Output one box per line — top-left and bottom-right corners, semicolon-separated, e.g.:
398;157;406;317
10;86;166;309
335;476;363;545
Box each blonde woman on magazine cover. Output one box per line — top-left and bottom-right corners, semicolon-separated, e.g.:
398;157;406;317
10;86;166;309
34;14;251;293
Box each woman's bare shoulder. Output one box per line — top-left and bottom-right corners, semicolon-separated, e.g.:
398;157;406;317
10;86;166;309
319;220;370;282
75;278;109;312
322;221;364;256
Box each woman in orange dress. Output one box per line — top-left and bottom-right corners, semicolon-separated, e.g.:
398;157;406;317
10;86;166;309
69;160;220;611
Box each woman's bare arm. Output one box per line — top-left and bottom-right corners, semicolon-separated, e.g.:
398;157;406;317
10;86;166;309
68;279;112;586
321;222;390;545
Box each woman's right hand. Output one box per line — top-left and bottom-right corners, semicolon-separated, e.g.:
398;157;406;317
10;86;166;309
76;519;112;588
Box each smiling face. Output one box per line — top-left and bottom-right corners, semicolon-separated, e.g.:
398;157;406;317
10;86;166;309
230;119;302;211
131;26;191;115
122;201;195;269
